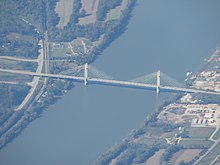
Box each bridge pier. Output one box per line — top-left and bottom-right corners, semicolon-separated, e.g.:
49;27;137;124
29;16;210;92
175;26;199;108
156;70;160;93
84;63;88;85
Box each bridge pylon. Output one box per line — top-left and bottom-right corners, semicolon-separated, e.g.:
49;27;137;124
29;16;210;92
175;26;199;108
84;63;88;85
156;70;160;93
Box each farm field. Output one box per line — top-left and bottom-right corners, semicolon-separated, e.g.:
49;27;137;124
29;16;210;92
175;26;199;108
187;127;215;138
55;0;74;28
134;149;165;165
171;149;202;165
106;0;129;21
197;143;220;165
79;0;99;25
179;139;213;149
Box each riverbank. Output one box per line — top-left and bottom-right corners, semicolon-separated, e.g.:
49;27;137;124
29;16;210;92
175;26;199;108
1;1;220;165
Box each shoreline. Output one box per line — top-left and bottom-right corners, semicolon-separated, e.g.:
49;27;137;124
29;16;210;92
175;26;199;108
1;1;220;164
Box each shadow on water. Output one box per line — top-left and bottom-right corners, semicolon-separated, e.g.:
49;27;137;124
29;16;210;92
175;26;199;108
71;79;186;94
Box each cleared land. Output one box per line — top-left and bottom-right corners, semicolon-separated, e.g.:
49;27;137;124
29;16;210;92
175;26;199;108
79;0;99;25
171;149;202;165
49;38;94;58
55;0;74;28
134;149;165;165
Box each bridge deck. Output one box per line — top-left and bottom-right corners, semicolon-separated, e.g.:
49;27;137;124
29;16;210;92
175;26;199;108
0;68;220;96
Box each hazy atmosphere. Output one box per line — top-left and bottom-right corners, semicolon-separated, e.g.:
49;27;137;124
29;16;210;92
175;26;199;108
0;0;220;165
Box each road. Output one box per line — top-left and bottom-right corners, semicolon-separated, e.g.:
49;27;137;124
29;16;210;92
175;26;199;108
210;127;219;141
193;127;220;165
0;81;18;85
193;139;220;165
15;40;44;111
44;32;50;74
210;154;220;165
210;155;219;165
69;43;78;55
0;56;39;63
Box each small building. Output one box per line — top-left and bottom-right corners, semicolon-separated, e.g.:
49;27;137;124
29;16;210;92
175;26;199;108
202;119;207;125
204;113;213;119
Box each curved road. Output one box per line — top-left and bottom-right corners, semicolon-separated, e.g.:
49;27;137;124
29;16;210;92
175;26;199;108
15;40;44;111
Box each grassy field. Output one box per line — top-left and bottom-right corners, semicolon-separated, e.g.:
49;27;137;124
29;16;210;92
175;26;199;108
0;59;37;71
137;127;164;138
180;139;213;149
50;38;94;58
107;10;121;20
135;127;165;145
137;137;167;147
0;59;19;66
83;39;93;46
6;32;36;43
160;128;182;139
186;127;215;138
49;43;72;58
0;71;32;82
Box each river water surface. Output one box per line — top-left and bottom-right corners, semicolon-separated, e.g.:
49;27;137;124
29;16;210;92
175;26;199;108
1;0;220;165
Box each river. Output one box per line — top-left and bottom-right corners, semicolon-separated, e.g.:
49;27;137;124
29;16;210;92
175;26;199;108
1;0;220;165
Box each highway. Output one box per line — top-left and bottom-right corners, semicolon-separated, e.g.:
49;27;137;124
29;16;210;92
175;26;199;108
44;31;50;74
193;127;220;165
0;56;39;63
14;40;44;111
0;81;19;85
0;68;84;81
1;68;220;96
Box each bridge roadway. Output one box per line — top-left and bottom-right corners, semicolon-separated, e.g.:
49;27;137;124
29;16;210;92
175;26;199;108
1;68;220;96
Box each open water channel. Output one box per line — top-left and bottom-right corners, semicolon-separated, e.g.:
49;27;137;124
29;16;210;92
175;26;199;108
1;0;220;164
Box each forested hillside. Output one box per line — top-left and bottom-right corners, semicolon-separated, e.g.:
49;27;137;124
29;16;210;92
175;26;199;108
0;0;59;58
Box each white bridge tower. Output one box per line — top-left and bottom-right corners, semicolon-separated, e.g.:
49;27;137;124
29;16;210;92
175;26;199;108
84;63;88;85
156;70;160;93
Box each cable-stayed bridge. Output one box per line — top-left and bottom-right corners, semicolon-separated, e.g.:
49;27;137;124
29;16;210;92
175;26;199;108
0;63;220;95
